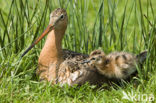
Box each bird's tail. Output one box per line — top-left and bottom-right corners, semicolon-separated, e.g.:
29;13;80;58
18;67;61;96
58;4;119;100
136;50;148;64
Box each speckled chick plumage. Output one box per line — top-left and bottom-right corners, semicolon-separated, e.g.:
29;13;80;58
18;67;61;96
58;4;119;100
84;50;147;79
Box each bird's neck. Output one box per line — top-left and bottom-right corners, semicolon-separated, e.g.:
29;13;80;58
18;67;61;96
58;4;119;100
38;28;66;66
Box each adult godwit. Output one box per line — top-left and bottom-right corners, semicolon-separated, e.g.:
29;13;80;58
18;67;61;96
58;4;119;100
21;8;101;86
82;50;147;79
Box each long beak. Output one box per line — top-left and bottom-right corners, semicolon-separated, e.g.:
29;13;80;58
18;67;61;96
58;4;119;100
21;15;63;58
21;24;54;57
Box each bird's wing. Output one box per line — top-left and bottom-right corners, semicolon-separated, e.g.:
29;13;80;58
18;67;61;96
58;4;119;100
62;49;89;60
58;49;109;86
58;58;110;86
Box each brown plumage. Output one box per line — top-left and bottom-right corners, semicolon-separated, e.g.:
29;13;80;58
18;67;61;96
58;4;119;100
22;8;147;86
83;50;147;79
22;8;104;86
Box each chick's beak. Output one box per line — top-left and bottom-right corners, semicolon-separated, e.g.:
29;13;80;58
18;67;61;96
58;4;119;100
81;60;90;64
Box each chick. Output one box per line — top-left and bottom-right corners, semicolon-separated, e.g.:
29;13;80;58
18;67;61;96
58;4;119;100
83;50;147;79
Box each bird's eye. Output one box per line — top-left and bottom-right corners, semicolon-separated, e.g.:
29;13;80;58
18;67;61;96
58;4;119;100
60;14;64;19
91;58;96;61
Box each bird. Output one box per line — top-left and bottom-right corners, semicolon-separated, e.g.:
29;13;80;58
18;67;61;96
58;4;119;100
21;8;147;86
82;49;147;79
21;8;102;86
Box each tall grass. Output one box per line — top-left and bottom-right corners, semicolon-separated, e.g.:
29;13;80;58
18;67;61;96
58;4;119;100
0;0;156;102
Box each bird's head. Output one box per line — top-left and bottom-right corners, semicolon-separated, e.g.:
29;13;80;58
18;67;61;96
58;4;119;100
82;50;106;66
89;50;106;65
49;8;68;30
21;8;68;57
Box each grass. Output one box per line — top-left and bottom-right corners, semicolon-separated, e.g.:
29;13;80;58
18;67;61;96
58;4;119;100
0;0;156;102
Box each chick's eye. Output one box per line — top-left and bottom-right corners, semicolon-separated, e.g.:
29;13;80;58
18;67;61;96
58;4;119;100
60;14;64;19
91;58;96;61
